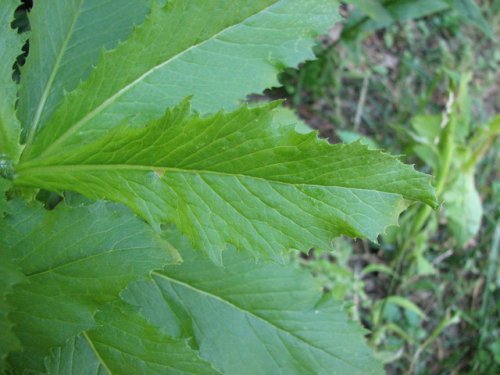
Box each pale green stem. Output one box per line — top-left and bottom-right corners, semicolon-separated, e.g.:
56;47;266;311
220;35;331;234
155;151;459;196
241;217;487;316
372;92;456;345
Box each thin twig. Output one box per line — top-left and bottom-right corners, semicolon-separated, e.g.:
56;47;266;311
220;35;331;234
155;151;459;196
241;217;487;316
354;74;370;131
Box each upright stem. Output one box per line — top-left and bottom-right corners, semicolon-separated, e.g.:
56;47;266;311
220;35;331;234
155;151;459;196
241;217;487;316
354;74;370;131
372;92;456;345
394;92;456;264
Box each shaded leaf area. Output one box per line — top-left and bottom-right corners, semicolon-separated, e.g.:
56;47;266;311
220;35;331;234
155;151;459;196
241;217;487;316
0;0;23;160
0;178;10;215
19;0;151;144
0;259;24;372
17;103;436;263
0;178;24;371
1;201;179;372
25;0;340;159
123;228;383;375
0;179;25;370
45;302;220;375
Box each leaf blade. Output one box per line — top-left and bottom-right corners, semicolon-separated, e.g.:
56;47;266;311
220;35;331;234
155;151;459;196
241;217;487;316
124;229;384;375
25;0;341;159
16;104;436;262
444;171;483;245
0;0;23;160
18;0;151;148
2;201;179;371
45;303;221;375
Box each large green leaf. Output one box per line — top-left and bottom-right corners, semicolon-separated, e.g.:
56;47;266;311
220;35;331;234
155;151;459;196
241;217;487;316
2;201;179;371
123;228;383;375
45;302;220;375
0;0;23;161
24;0;340;160
19;0;151;151
16;103;436;263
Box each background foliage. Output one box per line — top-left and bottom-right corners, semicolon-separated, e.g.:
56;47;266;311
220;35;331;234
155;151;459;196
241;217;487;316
275;0;499;373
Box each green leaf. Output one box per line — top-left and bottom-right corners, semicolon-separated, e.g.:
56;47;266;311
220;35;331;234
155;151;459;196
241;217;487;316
24;0;341;160
2;201;179;371
344;0;449;36
385;296;427;320
344;0;393;22
45;302;220;375
0;0;23;161
444;171;483;246
123;228;383;375
446;0;493;38
411;115;442;142
16;103;436;263
272;106;313;134
336;130;379;150
387;0;449;21
19;0;152;149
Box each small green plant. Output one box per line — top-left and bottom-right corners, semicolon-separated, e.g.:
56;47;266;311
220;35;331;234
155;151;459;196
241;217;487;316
370;71;499;370
1;1;437;373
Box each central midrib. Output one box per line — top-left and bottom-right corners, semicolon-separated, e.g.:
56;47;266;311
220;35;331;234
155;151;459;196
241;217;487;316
35;1;280;160
23;0;85;156
14;163;392;194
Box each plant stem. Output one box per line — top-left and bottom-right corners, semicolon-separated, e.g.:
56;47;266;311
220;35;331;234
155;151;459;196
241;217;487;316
394;91;456;264
372;92;456;344
354;73;370;131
